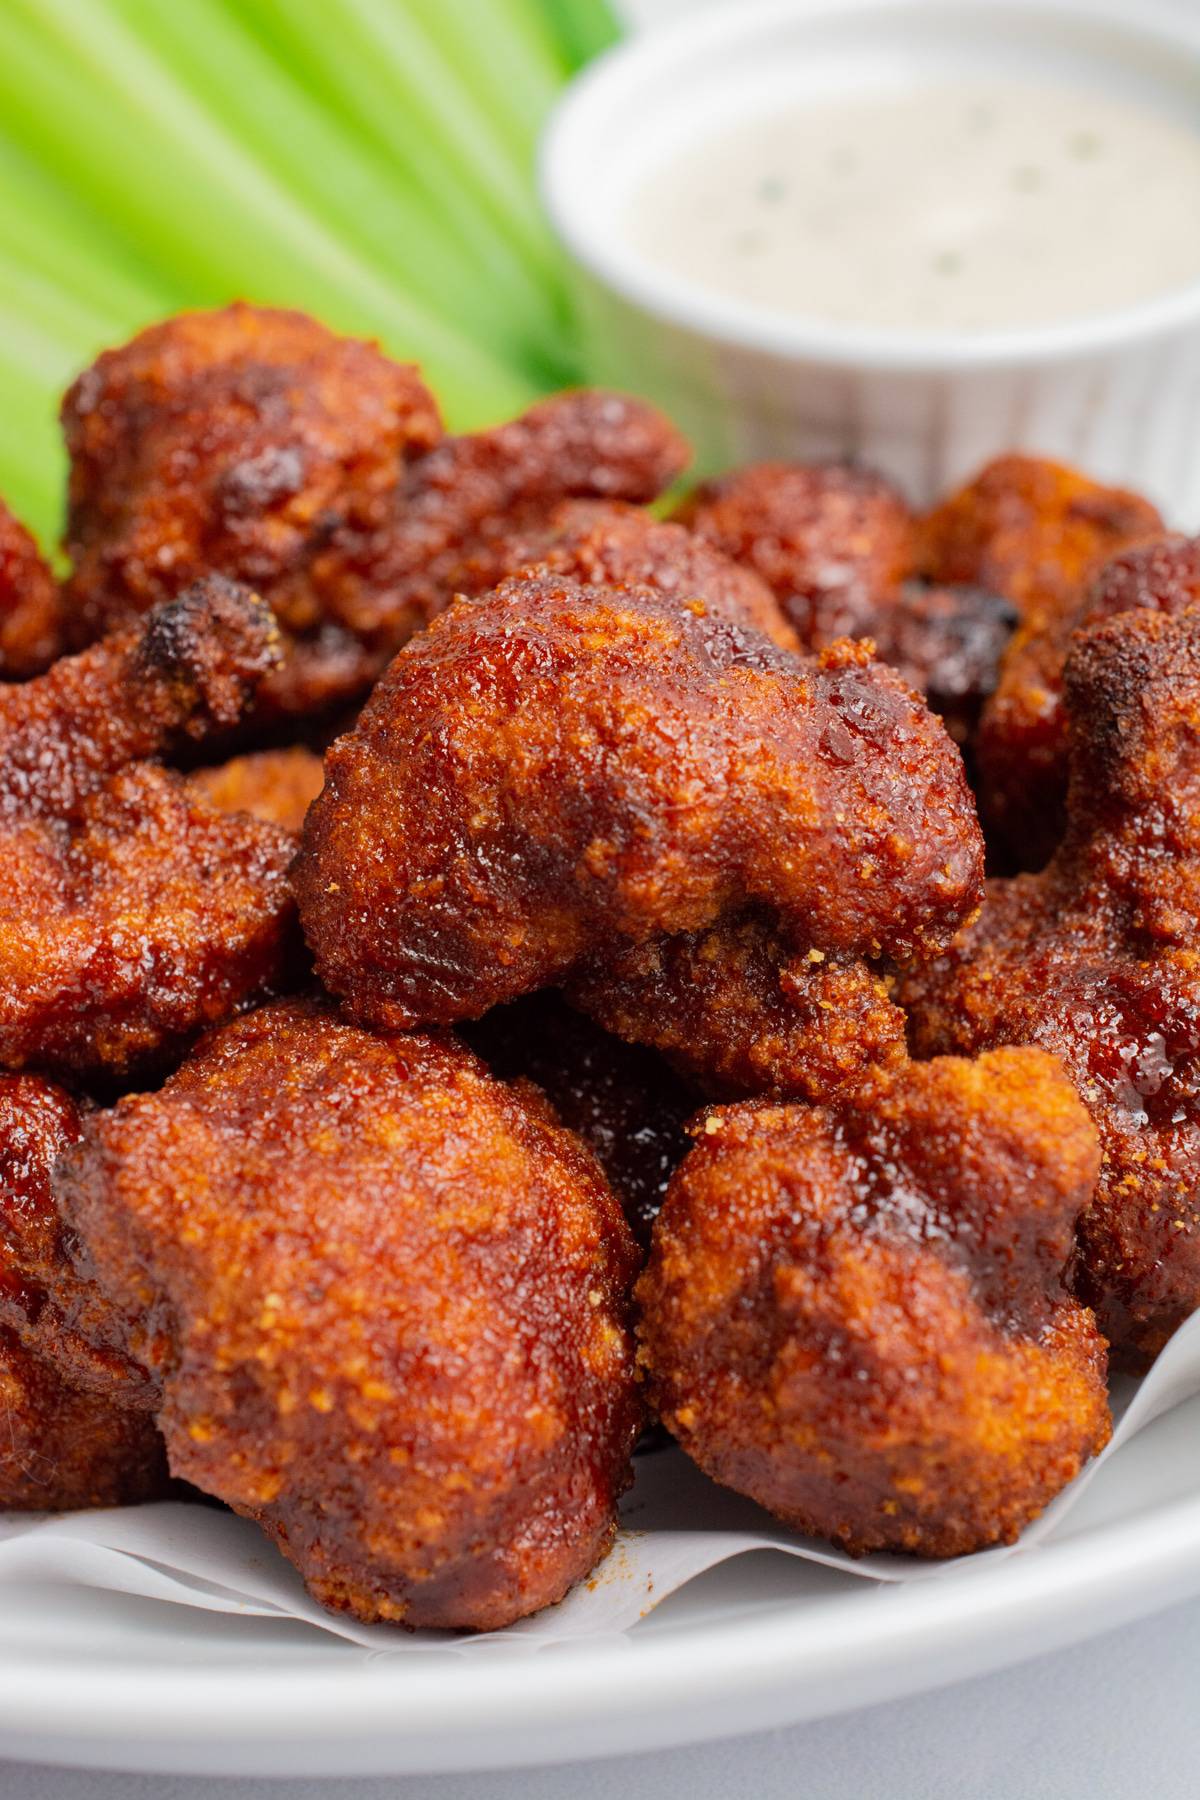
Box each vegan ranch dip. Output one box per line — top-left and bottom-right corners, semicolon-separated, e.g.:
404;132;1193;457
627;80;1200;334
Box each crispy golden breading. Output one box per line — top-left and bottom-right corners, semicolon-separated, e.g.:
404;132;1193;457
62;303;443;715
491;499;799;651
0;770;299;1080
0;1073;83;1315
917;454;1162;612
189;746;325;834
1085;534;1200;620
0;501;66;679
53;1001;641;1629
567;910;908;1101
673;460;915;646
638;1049;1110;1557
0;1074;166;1508
309;393;691;652
0;1074;145;1402
670;463;1020;742
917;455;1163;865
465;989;697;1247
0;1331;168;1510
0;573;280;815
0;577;297;1078
63;309;688;718
971;535;1200;863
901;607;1200;1363
294;576;982;1105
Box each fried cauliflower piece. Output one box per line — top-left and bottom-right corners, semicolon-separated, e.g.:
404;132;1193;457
671;462;1017;742
0;1331;168;1511
62;303;443;715
309;393;690;657
972;535;1200;865
902;606;1200;1363
294;575;982;1097
63;305;688;718
0;575;296;1078
0;1074;167;1509
566;909;908;1102
51;1000;641;1630
638;1049;1110;1558
674;460;915;646
465;989;697;1248
0;1077;149;1407
0;500;66;679
917;455;1163;864
488;499;798;651
877;582;1019;749
188;745;324;835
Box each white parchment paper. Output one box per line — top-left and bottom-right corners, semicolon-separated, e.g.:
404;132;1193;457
2;1311;1198;1652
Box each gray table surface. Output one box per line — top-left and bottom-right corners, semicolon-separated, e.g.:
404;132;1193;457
3;1592;1197;1799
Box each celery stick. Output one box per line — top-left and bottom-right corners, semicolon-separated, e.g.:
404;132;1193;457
0;436;62;549
105;0;563;352
0;0;629;525
235;0;580;383
0;145;166;322
395;0;565;162
0;1;539;422
547;0;622;67
343;0;561;250
239;0;558;275
1;262;136;351
242;0;564;264
0;314;88;539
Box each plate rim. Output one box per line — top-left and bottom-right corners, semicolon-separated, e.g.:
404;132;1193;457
4;1484;1200;1776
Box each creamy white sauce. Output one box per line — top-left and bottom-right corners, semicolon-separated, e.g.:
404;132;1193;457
627;80;1200;333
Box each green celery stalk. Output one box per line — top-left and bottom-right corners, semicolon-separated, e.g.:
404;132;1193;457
104;0;566;357
237;0;560;284
235;0;578;385
0;309;89;537
0;0;629;531
0;144;167;323
384;0;567;162
0;251;187;544
1;262;139;352
0;0;538;422
544;0;622;69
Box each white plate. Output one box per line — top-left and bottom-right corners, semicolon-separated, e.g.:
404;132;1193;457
3;1392;1199;1779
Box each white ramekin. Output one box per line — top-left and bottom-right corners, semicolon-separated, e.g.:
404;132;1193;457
541;0;1200;523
